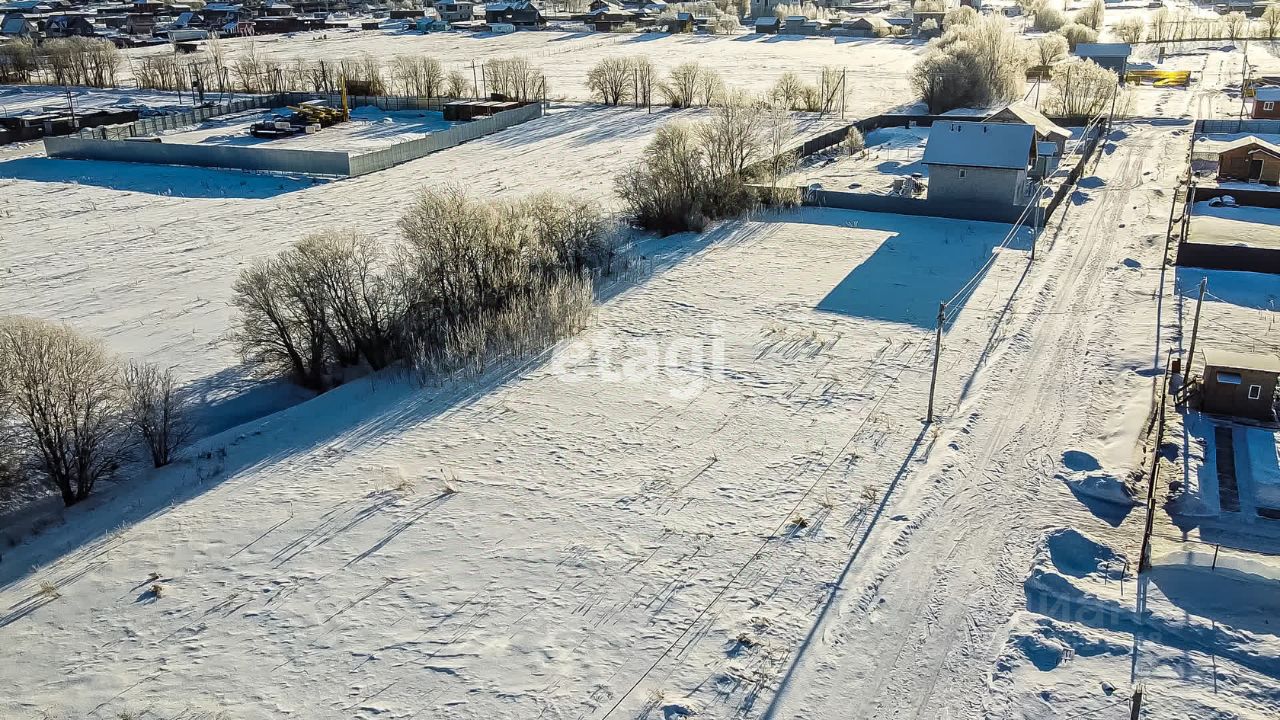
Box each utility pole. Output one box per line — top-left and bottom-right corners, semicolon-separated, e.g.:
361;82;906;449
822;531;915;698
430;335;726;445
927;302;946;424
1130;684;1144;719
65;85;76;126
1107;79;1119;133
471;60;479;100
1186;277;1208;380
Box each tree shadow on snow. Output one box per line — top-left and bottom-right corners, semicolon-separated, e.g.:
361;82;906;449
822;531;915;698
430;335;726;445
0;157;323;199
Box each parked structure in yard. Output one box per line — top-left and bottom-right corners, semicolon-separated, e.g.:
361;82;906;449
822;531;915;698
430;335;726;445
753;14;778;33
844;15;890;37
1199;349;1279;421
1073;43;1132;78
921;121;1035;206
987;100;1071;155
1252;87;1280;120
1216;136;1280;184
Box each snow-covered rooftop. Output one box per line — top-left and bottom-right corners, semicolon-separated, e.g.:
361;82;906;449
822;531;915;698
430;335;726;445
1202;348;1280;374
1074;42;1133;59
922;120;1034;170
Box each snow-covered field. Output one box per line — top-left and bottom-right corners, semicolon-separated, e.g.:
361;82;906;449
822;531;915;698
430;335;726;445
121;30;923;114
4;11;1280;720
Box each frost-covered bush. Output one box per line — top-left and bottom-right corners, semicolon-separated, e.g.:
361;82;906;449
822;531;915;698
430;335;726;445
912;16;1026;113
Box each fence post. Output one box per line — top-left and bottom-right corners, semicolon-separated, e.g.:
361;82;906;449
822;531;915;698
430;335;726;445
1130;685;1144;719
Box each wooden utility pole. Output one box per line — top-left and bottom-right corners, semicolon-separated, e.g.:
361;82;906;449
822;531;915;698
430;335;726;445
927;302;946;424
1186;278;1207;379
1130;684;1144;719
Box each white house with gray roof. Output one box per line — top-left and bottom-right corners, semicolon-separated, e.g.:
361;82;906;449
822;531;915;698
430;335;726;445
921;121;1036;207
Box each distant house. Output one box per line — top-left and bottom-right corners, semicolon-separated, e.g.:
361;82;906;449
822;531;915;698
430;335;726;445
1252;86;1280;119
753;14;778;33
0;12;36;37
44;12;96;36
587;4;636;31
987;100;1071;155
667;10;692;32
124;11;155;34
921;121;1036;206
1200;349;1279;421
912;9;944;35
484;1;544;27
1073;43;1132;78
1215;136;1280;184
845;15;890;37
437;0;474;22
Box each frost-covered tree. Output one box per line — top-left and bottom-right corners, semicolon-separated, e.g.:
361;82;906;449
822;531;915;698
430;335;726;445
1043;58;1119;116
587;57;635;105
1264;5;1280;39
1032;6;1066;32
1059;22;1099;49
1032;33;1069;68
1114;16;1145;44
0;318;129;507
912;16;1026;113
1073;0;1104;31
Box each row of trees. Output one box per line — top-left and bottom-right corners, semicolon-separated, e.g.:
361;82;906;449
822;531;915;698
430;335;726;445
232;191;620;390
1118;7;1280;43
586;58;847;113
0;319;194;508
0;37;121;86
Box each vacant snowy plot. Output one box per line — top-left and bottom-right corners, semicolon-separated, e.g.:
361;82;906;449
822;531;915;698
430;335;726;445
0;208;1029;719
0;104;837;394
124;30;923;114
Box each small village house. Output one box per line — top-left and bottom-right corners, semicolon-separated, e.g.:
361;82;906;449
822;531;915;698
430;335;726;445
1252;87;1280;120
1215;136;1280;184
1199;349;1280;421
1072;43;1132;79
436;0;474;23
921;121;1036;206
844;15;890;37
987;100;1072;155
485;0;545;27
753;14;778;33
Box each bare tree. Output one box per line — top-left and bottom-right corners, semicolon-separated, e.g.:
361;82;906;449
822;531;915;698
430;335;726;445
123;362;195;468
445;69;473;98
912;16;1025;113
1222;11;1247;40
1114;16;1145;44
1043;58;1119;116
392;55;445;98
1073;0;1104;31
231;256;330;390
1058;22;1099;50
661;61;719;108
0;317;129;507
586;57;634;105
1265;4;1280;39
1032;33;1069;68
485;57;547;102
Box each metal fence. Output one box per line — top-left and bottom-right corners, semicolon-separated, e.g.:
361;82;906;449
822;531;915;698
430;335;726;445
1196;119;1280;135
348;102;544;176
46;99;544;177
78;96;277;140
279;93;451;112
45;135;354;176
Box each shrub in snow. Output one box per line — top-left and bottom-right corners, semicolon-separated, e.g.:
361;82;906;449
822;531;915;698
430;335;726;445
1032;6;1066;32
843;127;866;155
1113;16;1145;44
911;16;1027;113
617;94;772;234
944;6;977;28
769;67;844;113
0;317;130;507
1058;22;1099;50
123;362;195;469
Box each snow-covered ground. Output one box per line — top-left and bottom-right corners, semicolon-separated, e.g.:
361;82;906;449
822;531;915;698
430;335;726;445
121;30;924;114
4;13;1280;720
1190;200;1280;249
159;106;459;153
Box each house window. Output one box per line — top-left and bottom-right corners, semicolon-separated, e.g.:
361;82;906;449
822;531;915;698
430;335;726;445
1249;384;1263;400
1266;102;1276;111
958;169;967;179
1217;371;1243;385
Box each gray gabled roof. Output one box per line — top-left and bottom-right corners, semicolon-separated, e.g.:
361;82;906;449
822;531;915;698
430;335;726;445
1203;348;1280;374
989;101;1071;143
922;121;1035;170
1074;42;1132;59
1217;135;1280;158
